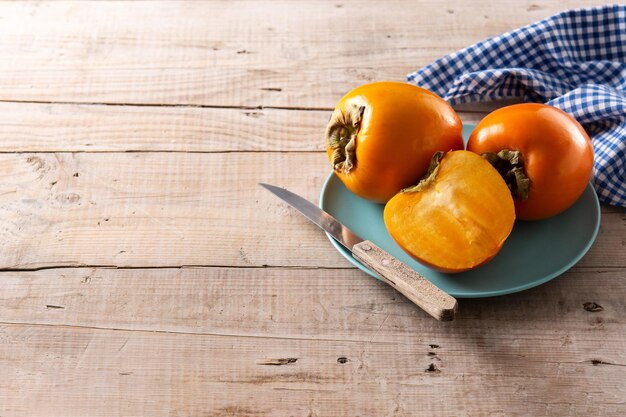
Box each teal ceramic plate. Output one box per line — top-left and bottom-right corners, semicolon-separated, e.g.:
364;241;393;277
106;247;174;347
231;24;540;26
319;125;601;298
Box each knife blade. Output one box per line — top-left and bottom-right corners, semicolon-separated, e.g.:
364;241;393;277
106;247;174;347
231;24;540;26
259;183;457;321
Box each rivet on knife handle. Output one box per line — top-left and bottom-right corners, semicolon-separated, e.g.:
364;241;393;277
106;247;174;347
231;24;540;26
352;240;458;321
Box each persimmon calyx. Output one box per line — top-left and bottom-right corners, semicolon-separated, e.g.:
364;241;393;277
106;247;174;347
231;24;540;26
326;104;365;174
401;151;444;193
481;150;530;200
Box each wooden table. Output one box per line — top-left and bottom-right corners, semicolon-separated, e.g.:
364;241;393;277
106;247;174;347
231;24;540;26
1;1;624;416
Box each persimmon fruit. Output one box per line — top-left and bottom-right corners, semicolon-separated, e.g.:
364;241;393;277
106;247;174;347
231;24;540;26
384;150;516;273
467;103;594;220
325;81;464;203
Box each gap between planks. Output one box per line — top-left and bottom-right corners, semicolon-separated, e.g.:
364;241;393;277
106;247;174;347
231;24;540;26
0;98;335;112
0;150;328;155
0;98;492;115
0;263;620;272
0;264;357;272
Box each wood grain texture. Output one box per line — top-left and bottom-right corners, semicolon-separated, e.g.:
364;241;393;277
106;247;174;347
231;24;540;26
1;266;624;341
0;151;622;269
0;152;334;268
0;102;328;152
0;1;624;415
0;101;487;152
0;266;624;416
1;322;623;417
0;0;611;108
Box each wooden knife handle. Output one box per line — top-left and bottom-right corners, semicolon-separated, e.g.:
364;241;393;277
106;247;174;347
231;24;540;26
352;240;458;321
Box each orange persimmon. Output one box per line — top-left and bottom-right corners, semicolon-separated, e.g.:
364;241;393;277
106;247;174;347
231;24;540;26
467;103;594;220
384;150;515;273
325;81;463;203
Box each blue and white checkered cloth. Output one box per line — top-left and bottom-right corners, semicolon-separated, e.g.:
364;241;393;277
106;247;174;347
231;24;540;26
407;5;626;208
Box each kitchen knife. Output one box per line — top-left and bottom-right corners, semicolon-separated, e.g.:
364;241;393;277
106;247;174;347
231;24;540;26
259;183;458;321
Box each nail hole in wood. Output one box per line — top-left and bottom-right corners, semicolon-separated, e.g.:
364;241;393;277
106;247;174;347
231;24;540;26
583;302;604;312
425;363;440;373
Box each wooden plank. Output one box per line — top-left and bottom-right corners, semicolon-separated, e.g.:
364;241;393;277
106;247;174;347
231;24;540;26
0;322;623;417
0;2;621;416
1;266;624;416
0;151;622;269
0;0;611;108
0;266;624;343
0;101;485;152
0;151;337;269
0;102;327;152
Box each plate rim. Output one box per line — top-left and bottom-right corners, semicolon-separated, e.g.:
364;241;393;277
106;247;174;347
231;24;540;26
319;171;601;298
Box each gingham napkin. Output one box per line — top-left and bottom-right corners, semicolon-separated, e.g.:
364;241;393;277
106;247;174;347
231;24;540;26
408;5;626;208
